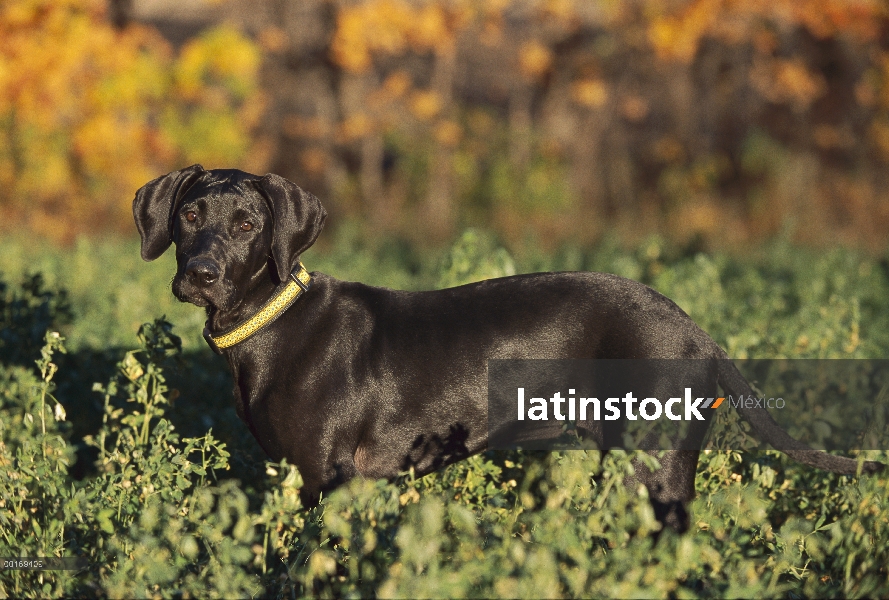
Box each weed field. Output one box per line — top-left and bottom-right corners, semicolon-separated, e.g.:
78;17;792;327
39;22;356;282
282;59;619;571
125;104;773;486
1;231;888;597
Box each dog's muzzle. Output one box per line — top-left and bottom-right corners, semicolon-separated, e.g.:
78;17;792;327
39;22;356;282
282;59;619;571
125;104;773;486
173;257;226;307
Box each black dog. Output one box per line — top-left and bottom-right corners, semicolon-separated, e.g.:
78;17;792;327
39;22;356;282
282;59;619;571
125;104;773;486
134;165;882;531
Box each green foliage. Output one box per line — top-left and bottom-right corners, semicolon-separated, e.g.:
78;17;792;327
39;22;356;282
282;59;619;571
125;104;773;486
1;233;889;597
437;228;516;289
0;274;72;365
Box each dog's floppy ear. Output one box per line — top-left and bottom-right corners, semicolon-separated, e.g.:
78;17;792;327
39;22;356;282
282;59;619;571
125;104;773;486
253;173;327;281
133;164;206;261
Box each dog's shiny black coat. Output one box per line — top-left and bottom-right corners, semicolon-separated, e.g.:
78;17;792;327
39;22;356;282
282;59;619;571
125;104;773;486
134;165;882;531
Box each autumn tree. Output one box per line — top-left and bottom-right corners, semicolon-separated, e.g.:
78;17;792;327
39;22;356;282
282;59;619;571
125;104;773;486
0;0;266;241
331;0;517;239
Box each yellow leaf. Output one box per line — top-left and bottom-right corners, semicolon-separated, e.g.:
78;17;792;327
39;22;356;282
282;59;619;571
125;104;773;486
410;90;442;120
519;40;552;79
571;79;609;109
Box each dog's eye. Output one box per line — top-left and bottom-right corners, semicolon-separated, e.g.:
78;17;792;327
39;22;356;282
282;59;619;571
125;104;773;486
185;211;196;223
240;221;253;232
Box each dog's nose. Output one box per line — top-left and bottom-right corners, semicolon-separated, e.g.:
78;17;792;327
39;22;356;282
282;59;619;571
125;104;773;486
185;259;219;287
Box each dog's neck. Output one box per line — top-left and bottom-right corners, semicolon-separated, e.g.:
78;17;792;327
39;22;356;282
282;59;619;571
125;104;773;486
208;262;278;332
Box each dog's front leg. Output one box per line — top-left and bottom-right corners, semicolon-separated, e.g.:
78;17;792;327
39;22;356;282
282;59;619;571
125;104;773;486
295;446;360;508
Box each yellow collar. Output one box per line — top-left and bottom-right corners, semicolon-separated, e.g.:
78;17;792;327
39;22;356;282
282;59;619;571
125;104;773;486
203;263;312;354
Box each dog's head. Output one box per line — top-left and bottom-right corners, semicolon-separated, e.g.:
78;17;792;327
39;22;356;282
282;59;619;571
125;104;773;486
133;164;326;311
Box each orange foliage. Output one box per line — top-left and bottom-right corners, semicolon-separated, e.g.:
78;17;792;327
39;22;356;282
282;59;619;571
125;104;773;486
0;0;265;241
519;40;554;80
331;0;515;74
750;58;827;111
571;79;610;109
318;0;889;248
331;0;416;72
649;0;886;62
4;0;887;247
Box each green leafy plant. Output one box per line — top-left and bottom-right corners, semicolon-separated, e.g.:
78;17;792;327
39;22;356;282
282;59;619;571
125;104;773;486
1;233;889;597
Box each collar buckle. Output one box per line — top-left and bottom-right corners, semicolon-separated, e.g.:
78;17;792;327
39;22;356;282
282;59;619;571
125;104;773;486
203;326;223;355
291;262;311;292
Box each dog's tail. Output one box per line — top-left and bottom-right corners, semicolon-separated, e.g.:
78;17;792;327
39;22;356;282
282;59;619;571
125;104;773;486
716;358;884;475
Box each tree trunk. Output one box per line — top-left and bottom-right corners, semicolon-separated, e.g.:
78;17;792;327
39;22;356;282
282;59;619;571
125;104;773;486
423;43;458;241
510;83;533;170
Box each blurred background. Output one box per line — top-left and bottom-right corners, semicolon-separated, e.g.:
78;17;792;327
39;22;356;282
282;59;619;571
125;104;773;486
3;0;889;353
3;0;889;249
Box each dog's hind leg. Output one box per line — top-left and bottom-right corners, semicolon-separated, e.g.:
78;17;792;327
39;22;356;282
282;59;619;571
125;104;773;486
627;447;705;533
620;360;716;532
